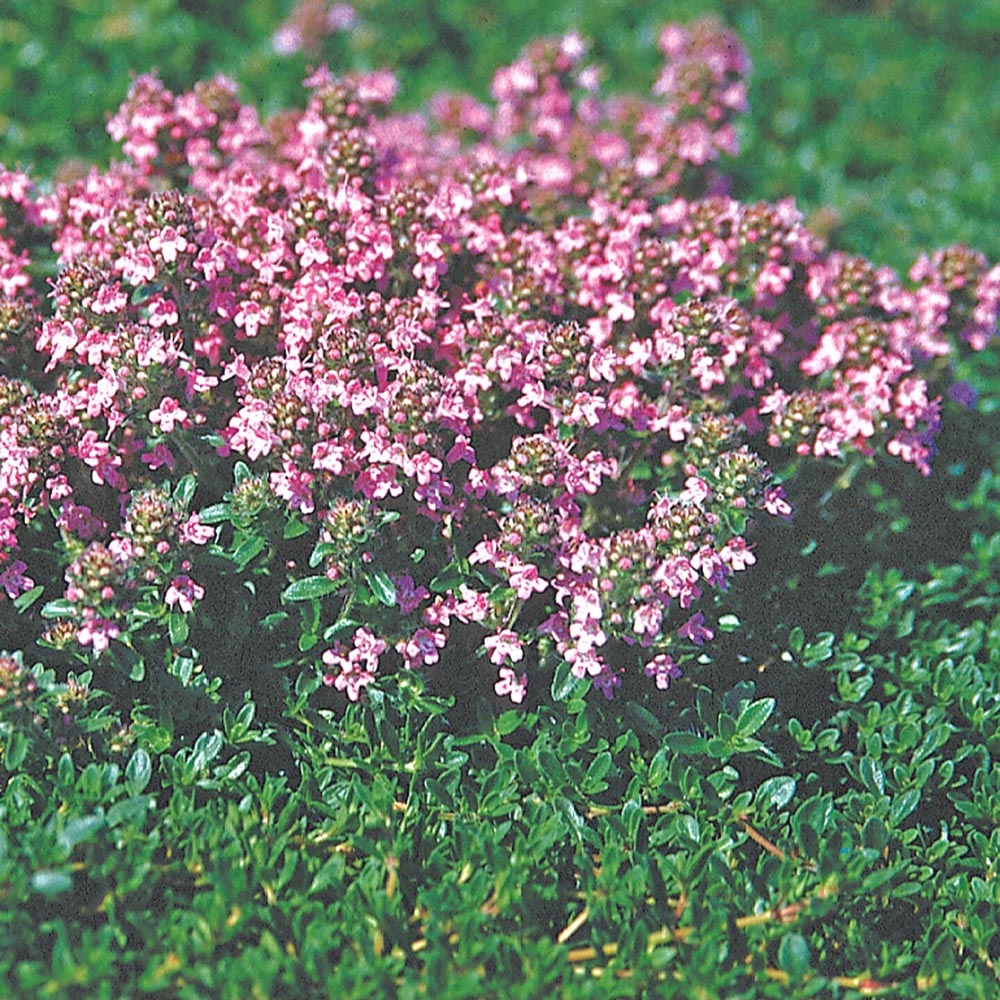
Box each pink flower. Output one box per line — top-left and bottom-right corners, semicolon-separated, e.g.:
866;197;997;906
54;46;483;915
495;666;528;704
147;296;179;328
148;226;189;263
179;513;214;546
322;628;386;701
295;232;329;268
77;615;120;654
680;476;712;506
653;555;701;609
73;431;124;488
507;560;549;600
234;299;270;338
270;460;315;514
116;245;156;285
632;603;663;646
721;537;755;572
165;574;205;613
149;396;188;434
484;630;524;666
398;627;447;669
762;485;792;519
227;400;278;461
453;586;490;623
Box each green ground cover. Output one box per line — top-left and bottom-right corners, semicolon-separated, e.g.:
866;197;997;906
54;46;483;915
1;3;1000;997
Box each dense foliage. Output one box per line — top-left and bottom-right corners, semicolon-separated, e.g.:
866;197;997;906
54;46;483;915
1;5;999;999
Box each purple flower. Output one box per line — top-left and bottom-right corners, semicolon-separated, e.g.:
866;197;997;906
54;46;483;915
678;612;714;647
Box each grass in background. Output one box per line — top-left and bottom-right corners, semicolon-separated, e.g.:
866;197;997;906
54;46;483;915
2;0;999;267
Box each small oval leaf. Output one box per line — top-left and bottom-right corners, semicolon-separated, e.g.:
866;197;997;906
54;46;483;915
736;698;775;737
31;870;73;896
365;570;397;607
778;933;810;982
282;576;340;602
756;775;797;811
126;748;152;795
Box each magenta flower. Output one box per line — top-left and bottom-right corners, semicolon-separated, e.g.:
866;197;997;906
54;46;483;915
141;443;176;471
165;575;205;614
393;574;430;615
0;559;33;599
179;514;214;546
678;612;714;647
644;654;682;691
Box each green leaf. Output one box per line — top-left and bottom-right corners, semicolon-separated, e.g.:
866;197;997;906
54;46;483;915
756;775;797;811
173;473;198;508
324;618;360;641
106;795;152;828
31;870;73;896
736;698;775;737
859;756;885;796
58;814;105;854
57;753;75;786
125;748;152;795
787;626;805;655
582;751;612;794
13;584;43;612
282;576;340;602
551;659;582;702
429;561;465;594
778;933;810;982
647;746;670;789
662;732;710;755
168;612;189;646
365;570;397;607
717;613;741;632
4;729;28;770
495;711;521;736
625;702;663;738
189;730;224;773
197;502;230;525
425;778;454;809
283;516;310;539
862;815;888;851
890;789;921;826
41;598;74;619
232;533;267;570
621;799;644;847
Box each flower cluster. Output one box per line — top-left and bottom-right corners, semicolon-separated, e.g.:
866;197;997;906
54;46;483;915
0;19;996;707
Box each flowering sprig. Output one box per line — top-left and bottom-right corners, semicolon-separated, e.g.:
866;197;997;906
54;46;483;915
0;19;996;710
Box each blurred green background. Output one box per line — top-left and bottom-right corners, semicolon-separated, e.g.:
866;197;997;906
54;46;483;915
1;0;999;270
